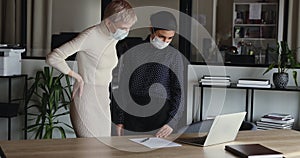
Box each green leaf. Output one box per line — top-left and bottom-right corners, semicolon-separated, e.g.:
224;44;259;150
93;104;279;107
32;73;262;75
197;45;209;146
53;111;70;118
33;115;41;125
57;103;70;111
63;88;72;101
65;75;72;99
27;126;39;133
61;122;74;130
55;73;65;83
27;113;40;116
27;118;36;121
27;123;43;130
263;63;275;75
53;126;67;139
27;104;42;110
34;121;44;139
293;71;298;87
43;126;53;139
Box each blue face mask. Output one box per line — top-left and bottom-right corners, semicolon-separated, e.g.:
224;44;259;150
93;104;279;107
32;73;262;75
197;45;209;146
150;36;169;49
111;28;129;40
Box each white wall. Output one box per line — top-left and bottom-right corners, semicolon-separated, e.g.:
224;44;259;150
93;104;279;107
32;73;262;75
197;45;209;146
187;65;300;130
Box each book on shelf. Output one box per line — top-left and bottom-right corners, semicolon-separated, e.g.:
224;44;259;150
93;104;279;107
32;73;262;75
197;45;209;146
256;121;293;128
236;83;271;88
257;126;292;130
200;75;231;86
202;75;230;80
238;78;270;85
263;113;292;119
260;117;294;124
261;114;293;121
199;78;230;83
225;144;284;158
200;82;231;86
262;115;292;120
256;122;292;130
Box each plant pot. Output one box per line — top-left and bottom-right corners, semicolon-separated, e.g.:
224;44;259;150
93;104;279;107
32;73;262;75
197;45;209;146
273;72;289;88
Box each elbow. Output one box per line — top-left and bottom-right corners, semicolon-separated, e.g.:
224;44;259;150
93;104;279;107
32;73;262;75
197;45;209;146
45;53;54;66
46;49;62;66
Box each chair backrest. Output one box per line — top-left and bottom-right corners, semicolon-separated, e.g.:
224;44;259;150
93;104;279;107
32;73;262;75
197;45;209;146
239;121;257;131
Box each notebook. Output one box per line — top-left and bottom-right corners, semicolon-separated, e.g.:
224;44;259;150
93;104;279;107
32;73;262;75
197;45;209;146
225;144;284;158
176;112;246;147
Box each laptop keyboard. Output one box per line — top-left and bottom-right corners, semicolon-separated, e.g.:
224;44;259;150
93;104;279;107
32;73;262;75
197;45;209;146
177;135;207;144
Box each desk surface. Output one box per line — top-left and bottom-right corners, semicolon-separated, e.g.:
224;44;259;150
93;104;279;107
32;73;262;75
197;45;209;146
1;130;300;158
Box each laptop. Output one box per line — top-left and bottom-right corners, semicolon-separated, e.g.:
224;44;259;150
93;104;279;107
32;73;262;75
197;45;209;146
176;112;246;147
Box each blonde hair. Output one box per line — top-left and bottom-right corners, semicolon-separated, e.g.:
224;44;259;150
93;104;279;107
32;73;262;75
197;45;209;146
103;0;137;24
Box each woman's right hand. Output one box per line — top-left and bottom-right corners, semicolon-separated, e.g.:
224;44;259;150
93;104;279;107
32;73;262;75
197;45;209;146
116;124;124;136
68;70;84;99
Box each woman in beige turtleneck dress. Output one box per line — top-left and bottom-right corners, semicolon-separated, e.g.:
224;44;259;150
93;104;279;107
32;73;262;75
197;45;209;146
46;0;137;137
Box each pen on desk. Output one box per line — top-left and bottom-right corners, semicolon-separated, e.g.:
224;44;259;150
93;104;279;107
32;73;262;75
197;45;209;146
140;137;150;143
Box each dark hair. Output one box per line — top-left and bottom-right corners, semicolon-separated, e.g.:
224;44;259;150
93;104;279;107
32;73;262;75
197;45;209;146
150;11;177;32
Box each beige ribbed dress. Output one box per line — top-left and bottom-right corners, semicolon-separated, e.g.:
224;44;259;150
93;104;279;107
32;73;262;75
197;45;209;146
46;22;118;137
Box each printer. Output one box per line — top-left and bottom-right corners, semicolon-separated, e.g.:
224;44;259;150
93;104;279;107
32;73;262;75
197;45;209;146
0;44;25;76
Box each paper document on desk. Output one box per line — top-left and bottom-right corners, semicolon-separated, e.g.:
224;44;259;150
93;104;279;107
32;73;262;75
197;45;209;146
130;137;181;149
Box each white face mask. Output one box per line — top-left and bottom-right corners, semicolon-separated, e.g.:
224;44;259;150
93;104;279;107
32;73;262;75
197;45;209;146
111;28;129;40
150;36;169;49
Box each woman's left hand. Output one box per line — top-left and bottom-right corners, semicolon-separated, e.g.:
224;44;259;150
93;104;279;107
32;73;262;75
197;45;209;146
156;124;173;138
68;71;84;99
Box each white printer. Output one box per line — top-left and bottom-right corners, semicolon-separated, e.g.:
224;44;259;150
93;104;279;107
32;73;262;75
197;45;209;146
0;44;25;76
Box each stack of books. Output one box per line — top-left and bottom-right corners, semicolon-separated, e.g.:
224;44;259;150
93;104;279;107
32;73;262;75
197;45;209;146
256;113;294;130
199;75;231;86
236;78;271;88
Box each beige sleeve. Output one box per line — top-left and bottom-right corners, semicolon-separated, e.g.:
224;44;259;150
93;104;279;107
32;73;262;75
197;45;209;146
46;33;87;74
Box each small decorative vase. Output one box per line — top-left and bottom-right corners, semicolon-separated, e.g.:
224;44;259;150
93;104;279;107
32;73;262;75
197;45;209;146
273;72;289;88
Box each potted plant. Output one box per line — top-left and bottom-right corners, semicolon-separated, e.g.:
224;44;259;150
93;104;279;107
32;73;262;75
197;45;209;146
263;41;300;88
26;67;73;139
